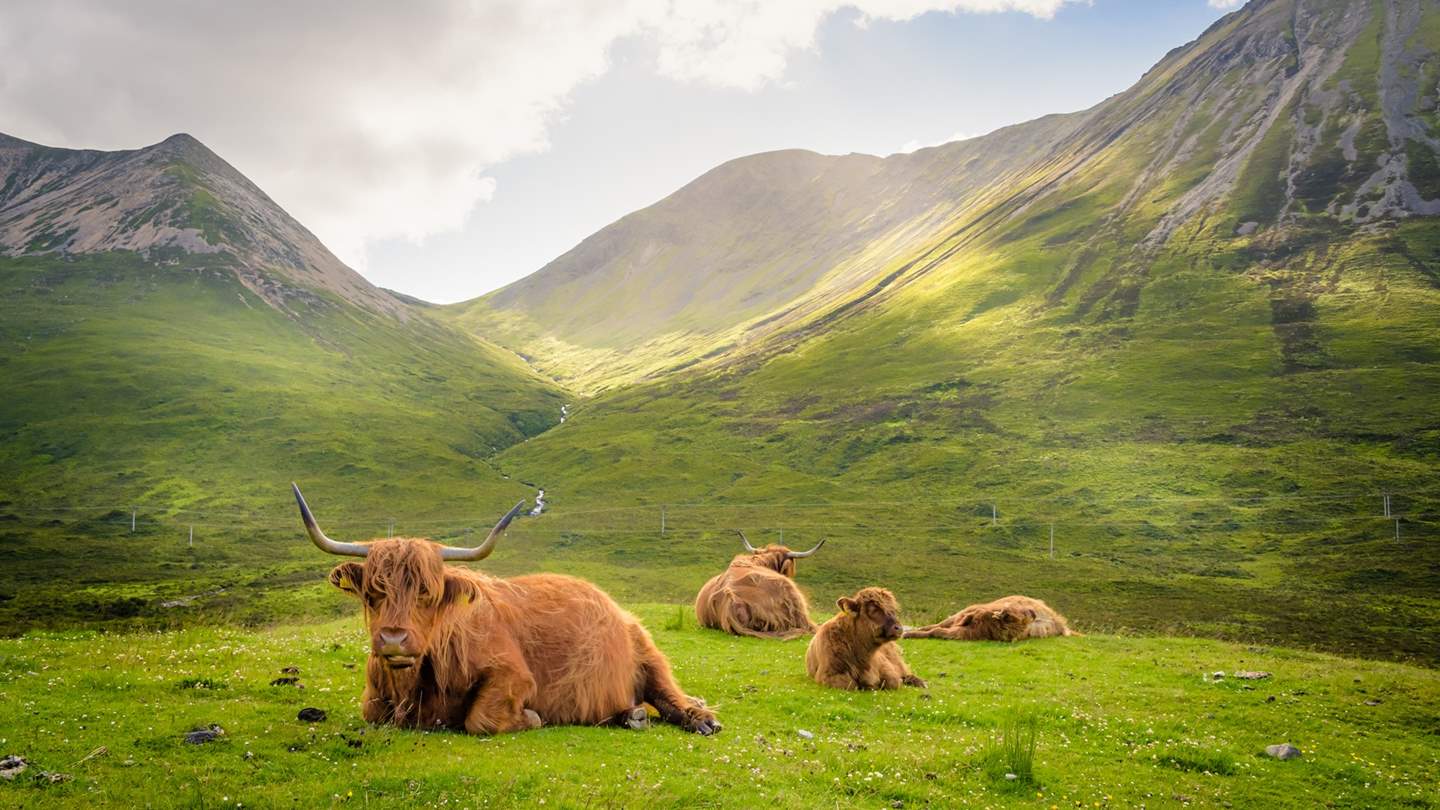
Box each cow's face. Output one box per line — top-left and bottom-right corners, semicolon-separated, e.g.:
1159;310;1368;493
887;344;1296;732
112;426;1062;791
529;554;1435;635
838;587;904;641
329;539;478;670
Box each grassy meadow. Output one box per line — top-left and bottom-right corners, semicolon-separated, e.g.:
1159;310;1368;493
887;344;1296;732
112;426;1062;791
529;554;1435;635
1;605;1436;809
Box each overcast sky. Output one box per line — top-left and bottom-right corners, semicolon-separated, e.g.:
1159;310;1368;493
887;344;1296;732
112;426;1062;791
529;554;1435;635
1;0;1242;303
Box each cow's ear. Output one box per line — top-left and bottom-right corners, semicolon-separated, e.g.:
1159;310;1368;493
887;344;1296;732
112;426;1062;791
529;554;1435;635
958;613;974;627
442;575;479;607
329;562;364;597
1025;609;1038;620
837;597;857;614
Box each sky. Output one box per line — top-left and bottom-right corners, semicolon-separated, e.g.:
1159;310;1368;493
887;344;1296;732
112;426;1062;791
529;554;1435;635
1;0;1244;303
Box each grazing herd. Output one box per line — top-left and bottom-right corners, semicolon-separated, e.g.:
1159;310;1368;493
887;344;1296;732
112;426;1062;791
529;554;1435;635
293;486;1078;736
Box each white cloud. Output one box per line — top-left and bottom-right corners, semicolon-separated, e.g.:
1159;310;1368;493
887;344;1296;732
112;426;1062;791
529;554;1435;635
0;0;1084;269
1207;0;1244;8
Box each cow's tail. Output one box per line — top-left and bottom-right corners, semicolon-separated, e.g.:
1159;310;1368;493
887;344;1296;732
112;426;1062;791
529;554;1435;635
902;625;938;639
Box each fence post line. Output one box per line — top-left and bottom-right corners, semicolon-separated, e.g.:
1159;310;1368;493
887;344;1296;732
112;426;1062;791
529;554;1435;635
1049;523;1055;559
389;519;395;538
992;504;997;526
188;525;194;547
661;505;666;536
1395;517;1401;544
131;508;136;533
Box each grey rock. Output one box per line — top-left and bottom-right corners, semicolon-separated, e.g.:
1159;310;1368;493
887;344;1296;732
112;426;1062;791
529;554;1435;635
797;729;814;740
184;724;225;745
0;755;27;780
1264;743;1302;760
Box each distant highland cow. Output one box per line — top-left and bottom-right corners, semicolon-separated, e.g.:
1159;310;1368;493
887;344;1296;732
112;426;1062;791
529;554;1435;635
806;587;927;690
903;595;1077;642
695;531;824;640
292;484;719;736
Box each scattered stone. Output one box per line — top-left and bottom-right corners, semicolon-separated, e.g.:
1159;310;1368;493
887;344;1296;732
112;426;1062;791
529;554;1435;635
280;666;300;675
1210;671;1225;681
1264;743;1302;760
342;662;357;670
1236;221;1259;236
1266;695;1276;703
1233;671;1271;680
1004;772;1017;781
297;707;327;723
1173;795;1193;804
38;771;71;784
184;725;225;745
0;755;28;780
891;801;904;809
797;729;814;740
270;676;300;687
924;772;937;781
1363;699;1382;706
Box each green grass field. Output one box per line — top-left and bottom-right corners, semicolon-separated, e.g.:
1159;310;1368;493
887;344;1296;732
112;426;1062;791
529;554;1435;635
1;603;1435;808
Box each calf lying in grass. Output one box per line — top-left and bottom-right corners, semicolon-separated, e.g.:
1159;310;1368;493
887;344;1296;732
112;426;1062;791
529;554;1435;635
904;595;1078;641
806;587;927;690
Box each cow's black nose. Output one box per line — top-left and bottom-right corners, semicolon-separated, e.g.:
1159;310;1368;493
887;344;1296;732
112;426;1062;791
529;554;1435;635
379;628;408;647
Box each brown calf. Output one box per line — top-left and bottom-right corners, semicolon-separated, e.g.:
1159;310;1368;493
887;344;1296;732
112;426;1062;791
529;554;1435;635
806;587;927;690
903;595;1078;641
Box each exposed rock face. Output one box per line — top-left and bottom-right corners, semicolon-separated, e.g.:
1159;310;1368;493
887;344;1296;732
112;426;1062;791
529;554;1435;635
0;132;402;317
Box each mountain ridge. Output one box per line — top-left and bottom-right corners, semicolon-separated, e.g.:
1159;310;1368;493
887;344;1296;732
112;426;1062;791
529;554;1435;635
452;0;1439;393
0;130;404;316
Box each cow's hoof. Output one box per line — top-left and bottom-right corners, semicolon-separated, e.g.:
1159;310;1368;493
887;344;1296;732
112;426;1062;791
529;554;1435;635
522;709;543;729
694;718;722;736
619;706;649;731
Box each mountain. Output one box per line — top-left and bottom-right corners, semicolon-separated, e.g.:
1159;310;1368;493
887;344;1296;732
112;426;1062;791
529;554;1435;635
0;131;402;315
453;0;1440;393
0;132;564;630
475;0;1440;662
448;114;1084;390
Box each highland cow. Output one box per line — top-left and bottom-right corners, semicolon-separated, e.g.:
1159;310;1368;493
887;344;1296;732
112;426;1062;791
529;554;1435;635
292;483;720;736
903;595;1077;641
805;587;927;690
694;531;824;640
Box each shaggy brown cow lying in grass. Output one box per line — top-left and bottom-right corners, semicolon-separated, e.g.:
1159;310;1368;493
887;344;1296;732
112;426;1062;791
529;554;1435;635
903;595;1077;641
695;531;825;640
806;587;927;690
293;484;720;736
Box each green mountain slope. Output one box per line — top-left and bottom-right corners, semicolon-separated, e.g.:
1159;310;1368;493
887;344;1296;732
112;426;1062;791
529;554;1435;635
453;0;1440;395
475;0;1440;662
0;136;565;630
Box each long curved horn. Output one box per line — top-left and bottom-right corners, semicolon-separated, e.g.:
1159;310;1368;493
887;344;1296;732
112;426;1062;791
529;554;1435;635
735;529;758;553
292;483;370;557
439;501;526;561
786;537;826;559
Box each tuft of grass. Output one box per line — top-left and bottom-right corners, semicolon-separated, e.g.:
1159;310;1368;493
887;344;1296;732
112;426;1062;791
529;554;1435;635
979;710;1040;788
663;605;688;631
1157;746;1238;776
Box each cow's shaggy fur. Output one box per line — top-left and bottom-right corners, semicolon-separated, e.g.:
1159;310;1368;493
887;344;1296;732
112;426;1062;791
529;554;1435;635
903;595;1078;641
695;545;816;640
805;587;926;690
330;538;719;735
